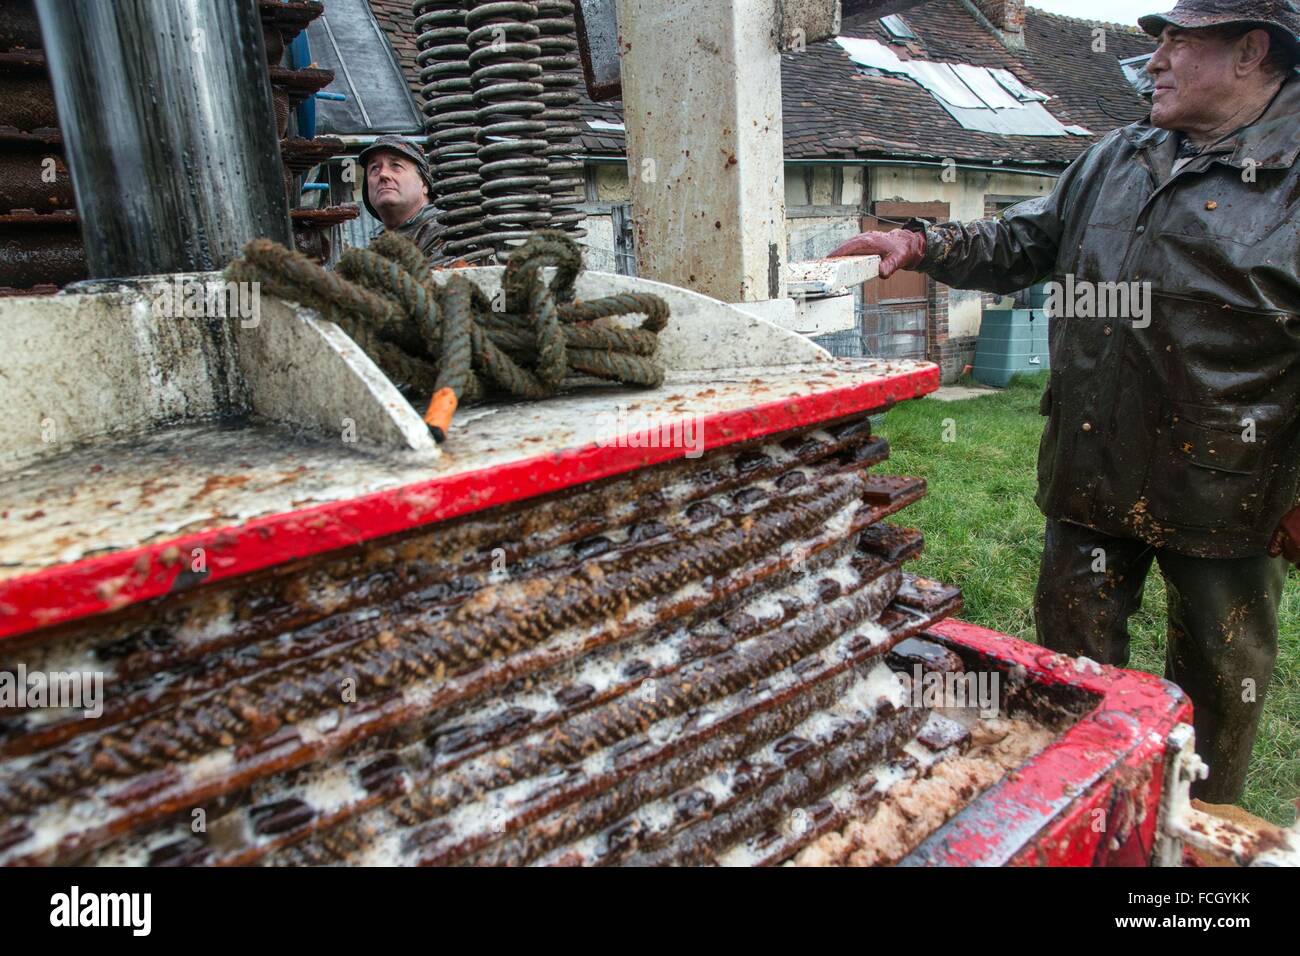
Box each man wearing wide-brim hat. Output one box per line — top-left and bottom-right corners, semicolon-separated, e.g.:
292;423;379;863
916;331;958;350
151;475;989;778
357;134;447;262
830;0;1300;804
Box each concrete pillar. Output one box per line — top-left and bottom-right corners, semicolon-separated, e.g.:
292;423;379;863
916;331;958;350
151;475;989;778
615;0;787;302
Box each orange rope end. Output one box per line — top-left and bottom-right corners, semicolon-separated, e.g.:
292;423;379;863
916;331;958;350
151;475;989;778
423;387;458;442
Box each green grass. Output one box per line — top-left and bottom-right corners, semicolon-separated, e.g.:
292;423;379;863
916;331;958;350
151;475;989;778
874;371;1300;826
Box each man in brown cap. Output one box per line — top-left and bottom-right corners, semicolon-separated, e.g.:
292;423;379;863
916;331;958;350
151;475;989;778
358;134;447;262
831;1;1300;803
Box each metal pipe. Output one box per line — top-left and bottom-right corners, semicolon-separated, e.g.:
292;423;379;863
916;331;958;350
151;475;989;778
34;0;293;277
792;158;1064;178
581;155;1064;178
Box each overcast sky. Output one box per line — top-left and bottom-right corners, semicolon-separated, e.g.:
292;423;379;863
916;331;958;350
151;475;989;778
1029;1;1148;27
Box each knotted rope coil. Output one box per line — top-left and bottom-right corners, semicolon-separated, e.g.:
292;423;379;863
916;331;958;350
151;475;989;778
225;230;669;440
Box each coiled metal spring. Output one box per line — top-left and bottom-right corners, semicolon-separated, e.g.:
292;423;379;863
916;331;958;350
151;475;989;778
413;0;494;262
467;1;553;255
533;0;585;236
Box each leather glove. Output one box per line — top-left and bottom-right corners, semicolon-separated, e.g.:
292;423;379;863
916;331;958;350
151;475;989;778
827;228;926;279
1268;505;1300;564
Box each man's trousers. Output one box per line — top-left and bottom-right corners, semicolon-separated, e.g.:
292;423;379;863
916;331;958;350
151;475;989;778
1034;517;1288;804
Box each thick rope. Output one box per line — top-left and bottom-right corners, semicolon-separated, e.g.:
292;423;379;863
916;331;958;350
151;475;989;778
224;230;668;440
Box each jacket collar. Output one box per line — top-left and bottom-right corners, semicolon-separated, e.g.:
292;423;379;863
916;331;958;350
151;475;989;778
369;202;440;239
1120;75;1300;171
1230;76;1300;169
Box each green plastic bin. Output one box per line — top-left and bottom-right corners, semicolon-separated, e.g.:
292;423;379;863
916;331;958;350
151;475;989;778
972;308;1049;388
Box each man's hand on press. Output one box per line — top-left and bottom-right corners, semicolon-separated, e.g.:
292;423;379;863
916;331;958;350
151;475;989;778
827;228;926;280
1268;506;1300;564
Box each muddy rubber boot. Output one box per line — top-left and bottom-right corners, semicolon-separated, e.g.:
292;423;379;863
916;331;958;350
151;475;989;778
1156;549;1288;804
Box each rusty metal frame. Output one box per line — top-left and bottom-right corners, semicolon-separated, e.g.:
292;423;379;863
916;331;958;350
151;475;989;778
900;618;1193;866
0;363;939;640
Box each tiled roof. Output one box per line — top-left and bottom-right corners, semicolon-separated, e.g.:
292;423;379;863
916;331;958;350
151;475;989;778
784;1;1157;165
1014;8;1158;145
368;0;1155;169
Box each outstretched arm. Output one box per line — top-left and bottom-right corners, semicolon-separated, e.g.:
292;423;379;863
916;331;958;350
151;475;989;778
829;145;1098;293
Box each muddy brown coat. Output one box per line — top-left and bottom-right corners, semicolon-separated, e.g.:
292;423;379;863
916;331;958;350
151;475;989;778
919;77;1300;558
370;203;447;263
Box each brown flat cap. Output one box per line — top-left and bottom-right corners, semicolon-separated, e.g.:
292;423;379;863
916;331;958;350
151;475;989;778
1139;0;1300;60
357;135;437;220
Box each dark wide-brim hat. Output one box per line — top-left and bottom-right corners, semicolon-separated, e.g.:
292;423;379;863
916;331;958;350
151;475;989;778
357;134;437;220
1139;0;1300;60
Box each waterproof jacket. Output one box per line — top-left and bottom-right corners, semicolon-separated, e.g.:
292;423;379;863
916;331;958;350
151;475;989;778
917;76;1300;558
370;203;447;263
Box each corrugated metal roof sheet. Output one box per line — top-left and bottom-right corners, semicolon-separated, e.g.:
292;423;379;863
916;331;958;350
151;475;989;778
880;14;917;41
833;34;1081;137
935;100;1083;136
953;63;1023;110
1120;55;1156;97
990;68;1049;103
908;60;985;109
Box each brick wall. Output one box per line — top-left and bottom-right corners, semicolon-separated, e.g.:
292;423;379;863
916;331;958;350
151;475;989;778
981;196;998;313
927;274;983;383
971;0;1026;34
926;275;953;381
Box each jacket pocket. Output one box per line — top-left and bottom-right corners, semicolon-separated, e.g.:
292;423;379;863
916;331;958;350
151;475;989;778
1143;400;1284;530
